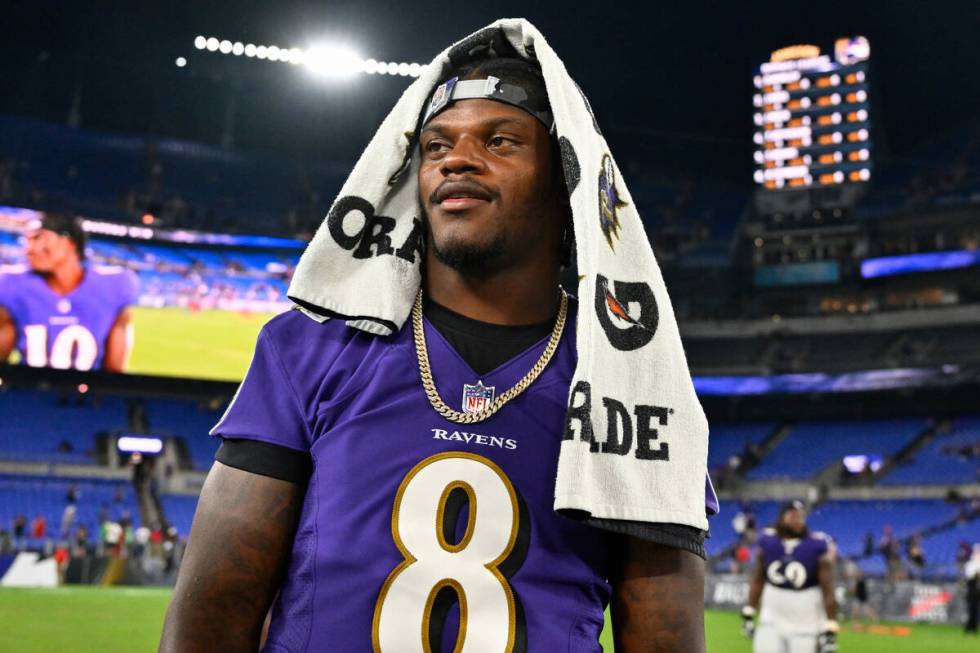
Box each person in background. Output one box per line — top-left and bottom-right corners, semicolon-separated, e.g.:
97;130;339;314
31;513;46;541
863;530;875;558
60;503;77;539
742;501;839;653
906;534;925;578
844;560;876;623
53;545;70;584
0;212;138;372
13;513;26;549
965;544;980;635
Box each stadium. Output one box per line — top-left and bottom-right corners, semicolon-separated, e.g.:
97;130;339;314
0;2;978;652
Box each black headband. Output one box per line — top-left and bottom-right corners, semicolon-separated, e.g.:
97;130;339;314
423;75;554;132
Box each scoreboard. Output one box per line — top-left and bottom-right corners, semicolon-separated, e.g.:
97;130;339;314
753;37;871;191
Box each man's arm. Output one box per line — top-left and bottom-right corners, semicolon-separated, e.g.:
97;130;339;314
611;535;706;653
0;306;15;362
159;461;304;653
818;553;839;620
816;552;840;651
741;550;766;637
746;550;765;612
102;307;133;372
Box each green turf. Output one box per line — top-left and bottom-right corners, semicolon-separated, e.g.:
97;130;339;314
0;586;974;652
128;306;277;381
0;586;171;652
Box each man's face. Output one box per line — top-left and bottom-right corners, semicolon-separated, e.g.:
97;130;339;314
779;508;807;536
26;228;77;273
418;98;564;273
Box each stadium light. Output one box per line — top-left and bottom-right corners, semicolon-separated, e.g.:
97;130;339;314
118;436;164;454
305;45;363;78
175;57;187;68
192;35;426;78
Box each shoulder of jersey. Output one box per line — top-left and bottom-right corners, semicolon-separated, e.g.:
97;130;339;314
0;264;29;276
266;306;353;341
91;264;129;276
811;530;833;543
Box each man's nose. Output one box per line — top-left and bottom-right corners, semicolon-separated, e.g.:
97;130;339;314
440;137;485;175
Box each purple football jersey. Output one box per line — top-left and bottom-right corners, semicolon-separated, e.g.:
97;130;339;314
0;264;138;370
213;301;714;652
757;528;832;591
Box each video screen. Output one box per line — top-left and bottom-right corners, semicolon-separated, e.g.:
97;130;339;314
0;207;302;381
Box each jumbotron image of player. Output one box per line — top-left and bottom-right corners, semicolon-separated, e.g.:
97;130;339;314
742;501;840;653
0;213;137;372
160;42;714;653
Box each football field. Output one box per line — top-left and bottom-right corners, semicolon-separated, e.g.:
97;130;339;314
128;306;278;381
0;586;973;652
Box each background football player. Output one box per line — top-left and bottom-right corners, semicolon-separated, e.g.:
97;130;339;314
742;501;840;653
0;212;137;372
160;52;714;652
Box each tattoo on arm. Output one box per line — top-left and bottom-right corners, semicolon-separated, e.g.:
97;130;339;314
611;535;707;653
159;461;304;653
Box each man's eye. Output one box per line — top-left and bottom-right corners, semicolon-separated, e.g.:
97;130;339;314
425;141;448;153
488;136;510;147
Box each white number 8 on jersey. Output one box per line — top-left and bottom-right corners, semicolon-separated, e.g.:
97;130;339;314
373;452;527;652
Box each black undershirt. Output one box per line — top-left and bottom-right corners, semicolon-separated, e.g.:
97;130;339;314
216;298;707;558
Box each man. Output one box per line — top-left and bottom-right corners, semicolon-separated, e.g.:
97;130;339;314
742;501;839;653
161;56;711;652
966;543;980;634
0;212;137;372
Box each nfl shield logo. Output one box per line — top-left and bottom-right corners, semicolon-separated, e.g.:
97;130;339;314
462;381;495;414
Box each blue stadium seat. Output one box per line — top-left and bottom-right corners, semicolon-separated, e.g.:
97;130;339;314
805;499;960;558
707;422;777;471
141;398;223;471
0;474;200;542
918;520;980;577
0;475;137;541
880;416;980;485
0;389;128;464
747;418;927;481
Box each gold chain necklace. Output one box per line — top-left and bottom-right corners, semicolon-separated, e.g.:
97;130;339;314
412;288;568;424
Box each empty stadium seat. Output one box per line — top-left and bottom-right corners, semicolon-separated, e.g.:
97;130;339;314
707;422;777;471
747;418;927;481
880;416;980;485
141;398;223;471
0;389;129;464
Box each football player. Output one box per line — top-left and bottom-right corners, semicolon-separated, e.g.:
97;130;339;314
0;213;137;372
161;55;715;652
742;501;840;653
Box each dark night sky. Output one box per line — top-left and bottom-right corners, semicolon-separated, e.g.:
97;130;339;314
2;1;979;182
